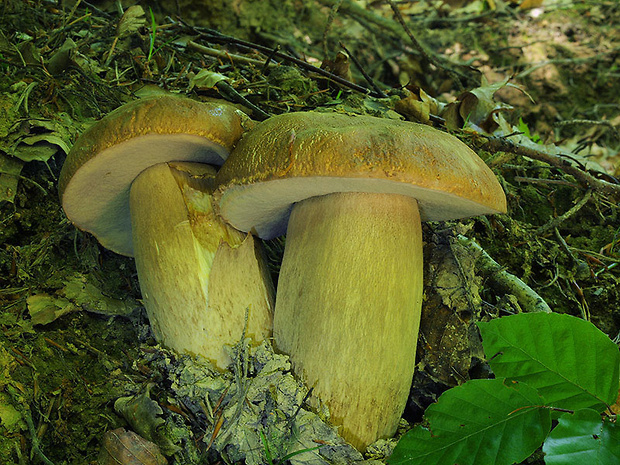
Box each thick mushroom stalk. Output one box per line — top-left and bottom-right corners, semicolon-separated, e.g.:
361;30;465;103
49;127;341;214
59;96;275;369
130;162;273;368
215;111;507;449
275;192;422;450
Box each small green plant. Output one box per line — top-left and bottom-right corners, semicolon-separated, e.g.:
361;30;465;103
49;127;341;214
259;430;322;465
390;312;620;465
517;117;541;143
147;7;157;63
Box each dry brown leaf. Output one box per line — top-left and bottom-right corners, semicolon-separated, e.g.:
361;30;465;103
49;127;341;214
98;428;167;465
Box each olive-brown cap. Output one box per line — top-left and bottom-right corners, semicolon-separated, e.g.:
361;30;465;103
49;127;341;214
216;111;506;239
59;96;250;256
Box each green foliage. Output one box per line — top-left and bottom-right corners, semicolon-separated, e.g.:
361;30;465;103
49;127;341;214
390;313;620;465
147;7;157;62
517;117;541;143
543;408;620;464
389;379;551;465
480;313;619;412
259;430;322;465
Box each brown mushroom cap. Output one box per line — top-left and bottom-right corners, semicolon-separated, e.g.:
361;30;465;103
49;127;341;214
216;112;506;239
59;96;249;256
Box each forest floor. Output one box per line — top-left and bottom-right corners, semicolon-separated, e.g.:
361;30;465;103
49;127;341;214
0;0;619;464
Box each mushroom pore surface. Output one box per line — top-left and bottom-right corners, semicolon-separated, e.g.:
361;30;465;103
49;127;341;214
60;95;249;256
215;111;506;238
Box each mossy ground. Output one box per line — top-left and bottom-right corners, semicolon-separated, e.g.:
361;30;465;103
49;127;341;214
1;0;618;463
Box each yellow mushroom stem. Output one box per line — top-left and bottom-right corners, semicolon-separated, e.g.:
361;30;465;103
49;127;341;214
274;191;423;450
130;162;274;369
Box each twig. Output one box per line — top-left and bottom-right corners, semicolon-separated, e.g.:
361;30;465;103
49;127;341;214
513;176;581;188
385;0;470;90
6;385;56;465
187;41;269;68
555;119;620;140
318;0;405;40
384;1;439;67
214;80;272;121
178;22;384;98
515;47;620;79
569;247;620;264
481;136;620;199
322;0;344;59
184;45;273;119
0;172;48;196
36;397;56;445
535;189;593;235
553;228;580;264
417;10;496;24
457;235;552;314
81;0;114;19
340;42;388;98
10;347;34;368
62;0;83;27
261;45;280;74
43;337;69;352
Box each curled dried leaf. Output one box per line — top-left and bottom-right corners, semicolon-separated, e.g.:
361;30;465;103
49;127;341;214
98;428;167;465
117;5;146;38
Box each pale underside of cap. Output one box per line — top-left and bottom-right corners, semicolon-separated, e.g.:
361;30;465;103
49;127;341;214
59;96;248;256
63;134;228;256
216;112;507;239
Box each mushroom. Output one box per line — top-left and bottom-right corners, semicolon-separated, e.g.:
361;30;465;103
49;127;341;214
215;111;506;449
59;96;274;368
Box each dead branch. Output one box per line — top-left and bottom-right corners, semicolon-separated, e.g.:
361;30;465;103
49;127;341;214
457;235;552;314
481;137;620;199
177;22;385;98
536;190;593;235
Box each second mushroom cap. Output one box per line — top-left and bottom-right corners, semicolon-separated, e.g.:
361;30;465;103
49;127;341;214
215;111;506;238
214;111;506;449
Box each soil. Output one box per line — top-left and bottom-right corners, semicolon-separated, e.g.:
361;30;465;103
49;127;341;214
0;0;618;463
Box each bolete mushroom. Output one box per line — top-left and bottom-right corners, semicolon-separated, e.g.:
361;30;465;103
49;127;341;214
215;111;506;449
59;96;274;368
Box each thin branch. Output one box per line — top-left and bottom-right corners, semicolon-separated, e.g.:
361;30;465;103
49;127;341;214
481;137;620;199
187;41;269;67
536;190;593;236
7;385;56;465
513;176;581;189
214;80;272;121
178;21;385;98
555;119;620;140
515;47;620;79
322;0;344;59
339;42;388;98
457;235;552;314
385;0;471;90
318;0;405;39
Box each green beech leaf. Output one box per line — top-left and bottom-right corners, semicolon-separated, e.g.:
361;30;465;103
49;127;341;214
543;409;620;464
389;379;550;465
478;313;620;411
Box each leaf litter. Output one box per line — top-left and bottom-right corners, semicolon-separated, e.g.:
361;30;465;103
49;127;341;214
0;0;619;463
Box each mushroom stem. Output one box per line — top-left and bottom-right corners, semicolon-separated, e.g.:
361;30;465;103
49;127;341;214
130;162;274;369
274;191;423;450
